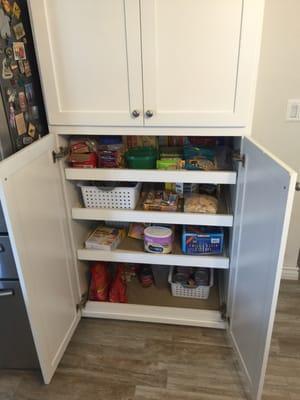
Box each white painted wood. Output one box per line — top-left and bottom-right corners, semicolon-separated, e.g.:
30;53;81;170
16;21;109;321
28;0;143;126
77;248;229;269
140;0;265;130
51;125;251;137
82;301;226;329
281;266;299;280
72;207;233;227
65;168;237;185
0;135;80;384
228;137;297;400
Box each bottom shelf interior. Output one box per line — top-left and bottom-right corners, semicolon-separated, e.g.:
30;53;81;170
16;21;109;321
82;263;226;328
126;275;220;311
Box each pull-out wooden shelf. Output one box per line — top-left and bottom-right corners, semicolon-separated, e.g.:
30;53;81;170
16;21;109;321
65;168;237;185
77;237;229;269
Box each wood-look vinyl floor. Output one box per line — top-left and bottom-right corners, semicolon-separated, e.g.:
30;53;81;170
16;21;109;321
0;280;299;400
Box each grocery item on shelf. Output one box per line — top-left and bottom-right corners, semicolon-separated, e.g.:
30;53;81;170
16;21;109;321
85;225;125;251
156;158;184;170
184;193;218;214
199;184;219;196
109;264;128;303
80;181;142;209
183;145;217;171
174;182;199;197
181;226;224;255
128;223;146;240
138;265;154;287
126;136;158;149
159;146;183;159
169;266;213;300
144;226;173;254
143;190;179;212
98;135;125;168
151;265;170;289
69;138;98;168
89;262;111;302
125;146;158;169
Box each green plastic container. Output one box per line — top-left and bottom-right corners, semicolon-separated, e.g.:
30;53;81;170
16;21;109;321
125;147;158;169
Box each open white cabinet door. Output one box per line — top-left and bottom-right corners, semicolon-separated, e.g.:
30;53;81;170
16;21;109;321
0;134;80;384
229;137;297;400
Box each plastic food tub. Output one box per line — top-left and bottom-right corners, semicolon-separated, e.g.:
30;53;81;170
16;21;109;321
125;147;158;169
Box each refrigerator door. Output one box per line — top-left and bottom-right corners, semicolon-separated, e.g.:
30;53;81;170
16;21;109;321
0;96;13;160
0;235;18;279
0;280;39;369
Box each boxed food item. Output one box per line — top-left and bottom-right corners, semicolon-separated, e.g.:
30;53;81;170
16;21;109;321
69;138;98;168
183;145;217;170
85;226;125;251
126;136;158;149
184;194;218;214
182;226;224;255
143;190;179;212
156;158;184;170
98;135;125;168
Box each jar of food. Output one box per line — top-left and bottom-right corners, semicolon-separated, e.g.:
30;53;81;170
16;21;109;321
144;226;173;254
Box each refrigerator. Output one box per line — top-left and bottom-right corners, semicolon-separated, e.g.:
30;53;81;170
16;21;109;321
0;0;48;159
0;201;39;368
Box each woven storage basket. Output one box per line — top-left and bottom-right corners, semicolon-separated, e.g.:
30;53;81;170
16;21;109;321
80;182;142;209
168;267;213;300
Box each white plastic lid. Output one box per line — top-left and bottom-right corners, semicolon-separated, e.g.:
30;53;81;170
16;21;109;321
144;226;173;239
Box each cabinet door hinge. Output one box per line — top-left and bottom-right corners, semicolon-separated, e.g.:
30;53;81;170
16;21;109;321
232;152;245;167
220;303;230;323
52;147;68;163
76;293;88;312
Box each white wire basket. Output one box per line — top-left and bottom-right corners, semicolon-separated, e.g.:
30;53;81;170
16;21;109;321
80;182;142;209
168;267;214;300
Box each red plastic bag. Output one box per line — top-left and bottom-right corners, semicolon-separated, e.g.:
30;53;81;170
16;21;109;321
109;264;128;303
89;262;110;301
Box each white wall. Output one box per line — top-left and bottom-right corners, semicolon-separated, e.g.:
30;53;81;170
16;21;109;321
252;0;300;279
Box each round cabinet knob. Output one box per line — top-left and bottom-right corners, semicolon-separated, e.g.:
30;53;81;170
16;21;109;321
145;110;154;118
131;110;140;118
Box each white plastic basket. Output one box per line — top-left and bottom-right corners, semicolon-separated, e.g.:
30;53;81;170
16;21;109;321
168;267;214;300
80;182;142;209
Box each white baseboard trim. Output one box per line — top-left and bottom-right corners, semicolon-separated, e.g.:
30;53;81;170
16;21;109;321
282;266;299;280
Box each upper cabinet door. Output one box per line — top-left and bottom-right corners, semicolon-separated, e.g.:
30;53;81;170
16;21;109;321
140;0;264;129
28;0;143;126
0;135;80;384
229;138;297;400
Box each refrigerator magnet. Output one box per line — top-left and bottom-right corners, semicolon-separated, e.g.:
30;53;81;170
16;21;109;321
2;58;13;79
25;83;34;103
13;22;25;40
15;112;26;135
9;104;16;129
12;2;21;19
13;41;26;60
28;123;36;138
18;59;24;74
30;105;39;120
18;91;27;112
0;9;11;39
6;88;17;103
22;136;33;145
1;0;11;15
23;60;31;77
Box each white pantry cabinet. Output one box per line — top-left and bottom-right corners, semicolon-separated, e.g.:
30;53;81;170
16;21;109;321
28;0;264;133
0;133;296;400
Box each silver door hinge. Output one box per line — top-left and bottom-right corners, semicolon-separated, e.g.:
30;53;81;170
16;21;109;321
76;293;88;312
220;303;230;323
232;152;245;167
52;147;68;163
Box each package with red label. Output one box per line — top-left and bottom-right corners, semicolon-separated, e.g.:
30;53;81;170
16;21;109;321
109;264;128;303
89;262;111;302
69;138;98;168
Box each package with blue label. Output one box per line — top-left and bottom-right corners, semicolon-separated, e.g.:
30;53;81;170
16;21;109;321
181;226;224;255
